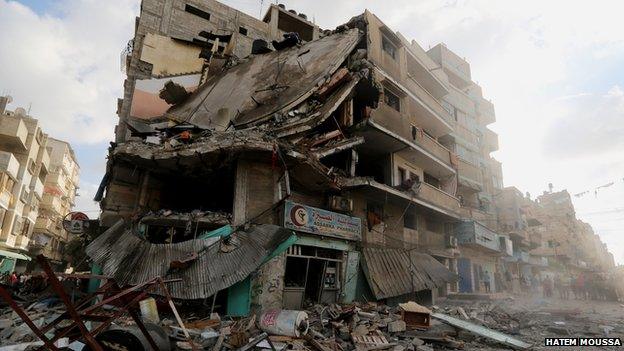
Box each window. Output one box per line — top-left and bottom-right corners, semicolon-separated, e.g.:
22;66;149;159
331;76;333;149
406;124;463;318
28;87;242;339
366;202;384;231
404;211;418;230
398;167;407;185
384;88;400;112
238;27;248;36
185;4;210;21
381;36;397;59
12;217;22;235
21;221;30;237
27;159;36;174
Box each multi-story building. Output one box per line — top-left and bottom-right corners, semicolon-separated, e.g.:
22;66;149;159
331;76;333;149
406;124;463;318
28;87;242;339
92;0;520;315
425;44;510;294
0;96;51;273
29;138;80;268
497;187;615;287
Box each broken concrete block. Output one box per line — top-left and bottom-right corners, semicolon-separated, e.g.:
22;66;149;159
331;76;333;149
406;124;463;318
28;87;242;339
411;337;425;346
388;320;406;333
415;345;433;351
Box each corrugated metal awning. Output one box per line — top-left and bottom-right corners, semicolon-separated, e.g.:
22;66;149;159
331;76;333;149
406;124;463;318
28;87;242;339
361;247;458;300
86;220;293;299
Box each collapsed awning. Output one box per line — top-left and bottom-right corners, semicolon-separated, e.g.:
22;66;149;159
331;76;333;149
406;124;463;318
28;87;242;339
0;249;31;261
361;247;457;300
86;220;295;299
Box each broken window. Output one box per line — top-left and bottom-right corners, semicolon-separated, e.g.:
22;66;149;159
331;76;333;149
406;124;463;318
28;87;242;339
384;88;400;112
367;202;384;231
185;4;211;21
404;211;418;230
381;36;397;59
239;26;248;36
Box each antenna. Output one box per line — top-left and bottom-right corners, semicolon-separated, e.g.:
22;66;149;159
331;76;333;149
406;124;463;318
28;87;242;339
27;102;32;115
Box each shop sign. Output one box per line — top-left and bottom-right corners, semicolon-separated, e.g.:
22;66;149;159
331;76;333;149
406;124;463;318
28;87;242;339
283;201;361;240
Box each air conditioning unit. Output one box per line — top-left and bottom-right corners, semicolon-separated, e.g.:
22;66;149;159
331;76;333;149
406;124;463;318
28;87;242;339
329;196;353;212
446;235;458;248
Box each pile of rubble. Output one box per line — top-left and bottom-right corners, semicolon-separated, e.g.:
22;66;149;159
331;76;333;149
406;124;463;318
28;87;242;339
0;294;534;350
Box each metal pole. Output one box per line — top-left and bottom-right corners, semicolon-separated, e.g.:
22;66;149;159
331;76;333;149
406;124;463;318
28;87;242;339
37;255;103;351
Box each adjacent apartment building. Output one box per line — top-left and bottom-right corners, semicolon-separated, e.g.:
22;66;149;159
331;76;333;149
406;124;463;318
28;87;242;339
497;187;615;293
29;138;80;268
92;0;518;315
0;96;80;272
0;96;50;273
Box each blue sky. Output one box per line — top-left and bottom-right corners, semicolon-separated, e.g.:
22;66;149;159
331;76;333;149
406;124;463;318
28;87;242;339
2;0;623;263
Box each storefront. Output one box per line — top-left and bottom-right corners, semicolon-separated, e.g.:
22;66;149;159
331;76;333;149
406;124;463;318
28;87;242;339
281;201;361;309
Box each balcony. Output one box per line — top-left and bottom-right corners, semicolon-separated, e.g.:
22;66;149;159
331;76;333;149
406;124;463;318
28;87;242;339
419;182;461;213
506;250;530;263
0;151;20;180
35;217;54;233
375;68;454;136
0;189;12;209
529;255;548;267
26;206;38;223
42;193;63;214
342;177;461;219
426;44;471;89
456;220;500;253
40;148;50;174
46;172;67;194
457;158;483;191
16;235;30;251
484;128;499;152
32;178;44;199
0;116;28;151
477;98;495;125
360;105;455;176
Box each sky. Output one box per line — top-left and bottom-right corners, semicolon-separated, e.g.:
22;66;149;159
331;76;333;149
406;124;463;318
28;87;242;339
1;0;623;263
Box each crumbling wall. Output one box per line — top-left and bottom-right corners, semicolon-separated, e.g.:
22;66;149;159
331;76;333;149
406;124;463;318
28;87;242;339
251;253;286;312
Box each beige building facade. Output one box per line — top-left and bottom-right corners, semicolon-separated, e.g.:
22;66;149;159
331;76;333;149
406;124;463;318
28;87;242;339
30;138;80;266
0;96;51;272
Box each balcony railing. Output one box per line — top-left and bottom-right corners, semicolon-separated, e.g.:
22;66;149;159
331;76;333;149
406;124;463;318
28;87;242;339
32;178;44;199
484;128;499;151
419;182;461;212
0;116;28;151
40;148;50;173
405;75;455;126
46;172;67;193
42;194;63;214
371;104;454;168
0;151;20;180
477;98;495;125
456;220;500;253
0;189;12;209
457;158;483;187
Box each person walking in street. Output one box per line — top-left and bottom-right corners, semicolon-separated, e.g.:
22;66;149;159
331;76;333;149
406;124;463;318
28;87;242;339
483;270;491;293
543;276;553;298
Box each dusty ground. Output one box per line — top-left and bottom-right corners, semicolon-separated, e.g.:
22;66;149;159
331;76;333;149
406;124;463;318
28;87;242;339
437;295;624;350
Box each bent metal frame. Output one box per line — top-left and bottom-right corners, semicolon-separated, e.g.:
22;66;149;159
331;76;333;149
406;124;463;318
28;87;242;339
0;255;198;351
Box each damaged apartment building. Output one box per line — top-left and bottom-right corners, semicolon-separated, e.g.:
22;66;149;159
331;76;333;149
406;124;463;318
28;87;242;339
92;0;510;316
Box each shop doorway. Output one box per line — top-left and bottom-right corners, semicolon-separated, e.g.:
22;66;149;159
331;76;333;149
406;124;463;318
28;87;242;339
283;245;342;309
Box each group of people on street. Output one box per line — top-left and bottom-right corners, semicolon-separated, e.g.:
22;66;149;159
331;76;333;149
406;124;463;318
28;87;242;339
515;271;620;301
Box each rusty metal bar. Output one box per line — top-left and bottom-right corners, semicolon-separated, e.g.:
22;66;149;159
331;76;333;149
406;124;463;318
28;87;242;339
0;285;62;351
37;255;104;351
39;280;116;334
112;282;161;351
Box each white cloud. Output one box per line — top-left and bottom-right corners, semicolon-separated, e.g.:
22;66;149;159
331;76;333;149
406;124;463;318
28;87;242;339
0;0;138;144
